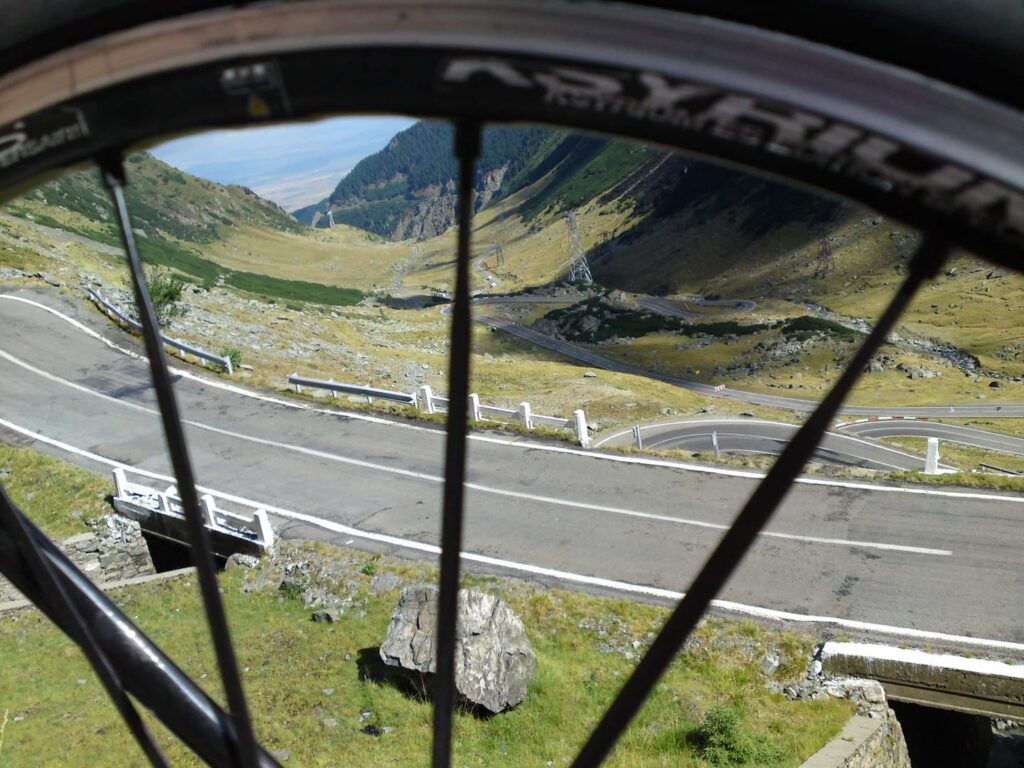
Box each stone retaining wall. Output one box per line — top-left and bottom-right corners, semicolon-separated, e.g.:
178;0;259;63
0;515;155;602
801;693;910;768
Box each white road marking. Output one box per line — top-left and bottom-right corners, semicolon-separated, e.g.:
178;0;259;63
0;416;1017;653
0;350;947;555
3;292;1023;505
601;418;937;469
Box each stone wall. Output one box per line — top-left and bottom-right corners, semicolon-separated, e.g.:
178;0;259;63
841;710;911;768
0;515;155;603
800;682;911;768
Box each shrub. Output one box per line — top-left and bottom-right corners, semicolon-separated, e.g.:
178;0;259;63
687;705;785;766
219;347;242;372
147;267;187;327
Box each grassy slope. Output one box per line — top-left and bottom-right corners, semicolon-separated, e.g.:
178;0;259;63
0;446;851;767
0;445;110;539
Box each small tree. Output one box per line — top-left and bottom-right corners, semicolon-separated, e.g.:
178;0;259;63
146;267;187;327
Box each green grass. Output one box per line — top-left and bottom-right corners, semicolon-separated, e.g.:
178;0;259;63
0;446;850;767
223;270;364;307
0;445;110;539
0;542;851;767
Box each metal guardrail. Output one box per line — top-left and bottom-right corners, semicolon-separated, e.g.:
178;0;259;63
87;288;234;374
112;468;275;553
288;374;417;405
286;375;590;446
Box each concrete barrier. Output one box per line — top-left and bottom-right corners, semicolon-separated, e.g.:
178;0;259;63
821;641;1024;720
112;468;274;556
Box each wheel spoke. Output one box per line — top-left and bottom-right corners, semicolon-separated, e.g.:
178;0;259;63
431;120;482;768
101;157;259;768
571;236;950;767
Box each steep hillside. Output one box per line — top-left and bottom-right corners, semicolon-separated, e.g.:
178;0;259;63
4;153;368;305
294;122;556;239
587;154;859;296
14;152;302;243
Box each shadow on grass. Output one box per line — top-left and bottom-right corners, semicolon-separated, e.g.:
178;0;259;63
356;647;496;720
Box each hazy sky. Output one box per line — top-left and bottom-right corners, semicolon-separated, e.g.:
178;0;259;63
151;115;414;211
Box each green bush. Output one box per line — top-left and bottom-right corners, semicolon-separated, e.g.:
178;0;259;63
781;315;863;342
686;705;785;766
147;267;187;327
219;347;242;372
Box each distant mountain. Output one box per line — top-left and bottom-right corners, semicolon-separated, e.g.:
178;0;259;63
20;152;302;244
295;122;559;239
7;152;308;288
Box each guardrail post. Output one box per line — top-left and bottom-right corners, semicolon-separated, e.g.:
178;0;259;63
200;494;219;528
419;385;435;414
574;409;589;447
224;356;233;376
519;401;533;429
327;379;337;398
253;509;275;549
292;374;302;394
468;393;481;421
112;467;127;498
925;437;940;474
633;424;643;450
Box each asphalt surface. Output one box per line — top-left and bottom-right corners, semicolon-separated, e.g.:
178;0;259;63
837;420;1024;457
1;287;1023;646
635;296;757;320
594;419;951;472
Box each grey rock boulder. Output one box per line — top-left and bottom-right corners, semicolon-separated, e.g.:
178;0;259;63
379;585;536;713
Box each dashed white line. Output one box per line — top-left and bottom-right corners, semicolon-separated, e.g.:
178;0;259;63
0;416;1017;653
4;292;1023;506
0;349;947;555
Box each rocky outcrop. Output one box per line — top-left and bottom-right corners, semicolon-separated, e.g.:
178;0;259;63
0;515;155;603
379;584;536;713
391;165;508;241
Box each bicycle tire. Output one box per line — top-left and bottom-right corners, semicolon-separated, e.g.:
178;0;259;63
0;2;1022;766
0;1;1020;267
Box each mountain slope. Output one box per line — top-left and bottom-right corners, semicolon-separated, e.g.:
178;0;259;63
19;152;302;244
5;153;368;304
295;122;562;239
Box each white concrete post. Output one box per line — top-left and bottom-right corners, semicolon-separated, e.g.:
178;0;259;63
200;494;219;528
518;401;533;429
328;379;337;398
633;424;643;450
253;509;275;549
419;385;435;414
112;467;127;498
925;438;940;474
468;393;482;421
574;409;589;447
224;355;233;376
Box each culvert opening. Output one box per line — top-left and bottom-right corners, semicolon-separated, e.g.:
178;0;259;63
143;533;226;573
890;701;993;768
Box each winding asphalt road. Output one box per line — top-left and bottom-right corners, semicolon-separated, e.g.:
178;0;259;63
471;300;1024;418
836;420;1024;457
635;295;757;320
0;287;1022;650
594;419;953;472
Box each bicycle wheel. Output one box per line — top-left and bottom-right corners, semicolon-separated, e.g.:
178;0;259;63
0;2;1020;767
